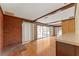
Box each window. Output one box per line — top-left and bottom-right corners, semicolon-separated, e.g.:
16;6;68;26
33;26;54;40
37;26;43;38
42;26;47;38
37;25;51;39
54;27;62;37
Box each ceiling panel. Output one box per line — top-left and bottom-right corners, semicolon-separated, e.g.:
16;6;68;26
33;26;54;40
48;21;62;26
1;3;69;20
37;6;75;23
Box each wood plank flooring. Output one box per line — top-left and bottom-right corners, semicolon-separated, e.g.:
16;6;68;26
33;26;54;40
1;37;56;56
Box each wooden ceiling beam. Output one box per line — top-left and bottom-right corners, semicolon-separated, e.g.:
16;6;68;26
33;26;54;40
48;17;75;25
33;3;76;22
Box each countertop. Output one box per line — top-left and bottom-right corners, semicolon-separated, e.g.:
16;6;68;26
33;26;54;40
56;33;79;46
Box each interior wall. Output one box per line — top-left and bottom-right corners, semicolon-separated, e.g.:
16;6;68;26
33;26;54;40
0;8;3;51
75;4;79;35
22;21;33;44
3;15;22;49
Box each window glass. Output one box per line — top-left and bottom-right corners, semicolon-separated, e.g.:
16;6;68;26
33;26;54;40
54;27;62;37
37;25;51;39
37;26;42;38
42;26;47;38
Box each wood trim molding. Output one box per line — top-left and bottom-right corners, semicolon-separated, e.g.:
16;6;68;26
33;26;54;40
33;3;76;22
0;5;34;23
35;22;52;27
48;18;75;26
53;25;61;27
49;18;75;24
61;18;75;22
49;21;62;24
0;6;4;15
3;14;33;23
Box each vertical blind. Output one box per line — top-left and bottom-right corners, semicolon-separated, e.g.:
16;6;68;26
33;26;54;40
54;27;62;37
37;25;51;39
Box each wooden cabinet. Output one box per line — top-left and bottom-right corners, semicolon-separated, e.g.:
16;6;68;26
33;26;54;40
68;20;75;32
56;41;79;56
75;46;79;56
62;20;69;34
56;41;75;56
62;19;75;34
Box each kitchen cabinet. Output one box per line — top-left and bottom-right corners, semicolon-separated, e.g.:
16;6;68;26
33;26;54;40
62;19;75;34
56;41;75;56
75;46;79;56
56;41;79;56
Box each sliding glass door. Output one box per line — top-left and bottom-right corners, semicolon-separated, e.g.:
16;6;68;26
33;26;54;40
37;25;43;39
54;26;62;37
37;25;51;39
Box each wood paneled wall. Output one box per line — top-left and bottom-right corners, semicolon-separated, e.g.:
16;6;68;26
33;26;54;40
0;8;3;51
3;15;23;49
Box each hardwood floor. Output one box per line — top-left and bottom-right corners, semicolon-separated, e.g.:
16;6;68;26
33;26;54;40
1;37;56;56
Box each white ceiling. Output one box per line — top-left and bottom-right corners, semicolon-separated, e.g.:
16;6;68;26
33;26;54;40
1;3;70;21
37;6;75;24
48;21;62;26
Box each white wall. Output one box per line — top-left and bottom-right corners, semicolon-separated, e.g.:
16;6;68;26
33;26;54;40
22;22;32;44
75;4;79;35
50;26;54;36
